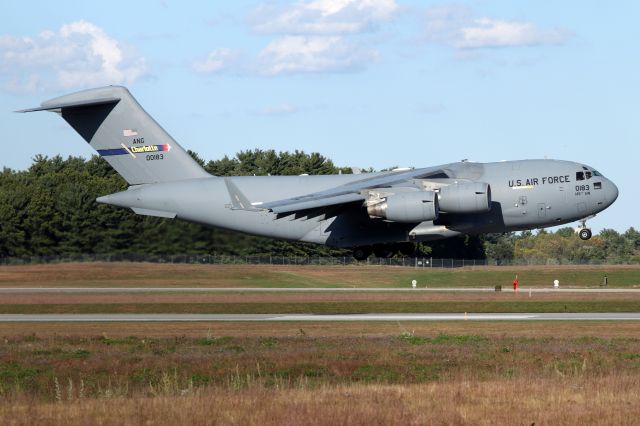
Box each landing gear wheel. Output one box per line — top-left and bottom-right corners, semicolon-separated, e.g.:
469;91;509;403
373;244;394;258
353;246;372;261
579;228;592;240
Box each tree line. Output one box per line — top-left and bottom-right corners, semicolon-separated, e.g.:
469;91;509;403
0;151;637;263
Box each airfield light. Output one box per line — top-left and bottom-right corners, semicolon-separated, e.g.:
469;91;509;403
411;280;417;289
553;280;560;289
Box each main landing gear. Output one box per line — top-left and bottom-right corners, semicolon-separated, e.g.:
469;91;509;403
352;243;416;260
577;217;593;240
353;246;372;261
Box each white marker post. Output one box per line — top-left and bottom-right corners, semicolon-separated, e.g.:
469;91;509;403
553;279;559;289
411;280;417;289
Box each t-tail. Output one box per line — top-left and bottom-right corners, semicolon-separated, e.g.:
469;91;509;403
18;86;210;185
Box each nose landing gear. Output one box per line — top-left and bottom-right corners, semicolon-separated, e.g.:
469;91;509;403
579;228;592;240
577;217;594;240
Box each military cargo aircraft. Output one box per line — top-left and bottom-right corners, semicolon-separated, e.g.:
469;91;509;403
20;86;618;259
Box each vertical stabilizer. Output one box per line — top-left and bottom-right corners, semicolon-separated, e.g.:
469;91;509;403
18;86;210;185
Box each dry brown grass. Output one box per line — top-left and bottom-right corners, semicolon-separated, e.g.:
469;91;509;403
0;263;401;287
2;329;640;399
1;322;640;424
1;376;639;425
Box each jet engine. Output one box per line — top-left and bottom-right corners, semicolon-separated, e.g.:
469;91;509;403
367;191;439;222
437;182;491;213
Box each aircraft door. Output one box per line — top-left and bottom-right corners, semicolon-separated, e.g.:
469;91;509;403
537;203;546;218
516;196;529;219
501;193;529;226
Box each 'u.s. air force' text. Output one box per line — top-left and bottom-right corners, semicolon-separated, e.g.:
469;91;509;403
508;175;570;187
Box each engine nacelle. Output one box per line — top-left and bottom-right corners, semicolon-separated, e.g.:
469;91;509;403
368;191;439;222
437;182;491;214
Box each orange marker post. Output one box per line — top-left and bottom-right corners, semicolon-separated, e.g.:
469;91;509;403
513;275;519;293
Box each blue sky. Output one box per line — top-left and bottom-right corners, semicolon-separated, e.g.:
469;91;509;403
2;0;638;232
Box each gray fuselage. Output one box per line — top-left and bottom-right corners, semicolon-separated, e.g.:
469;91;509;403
98;159;618;247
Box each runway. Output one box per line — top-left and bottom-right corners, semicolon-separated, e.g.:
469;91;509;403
2;313;640;322
0;287;637;293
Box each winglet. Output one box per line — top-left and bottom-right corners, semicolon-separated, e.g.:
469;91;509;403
224;178;261;211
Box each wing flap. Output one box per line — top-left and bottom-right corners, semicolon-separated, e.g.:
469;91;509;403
268;192;364;213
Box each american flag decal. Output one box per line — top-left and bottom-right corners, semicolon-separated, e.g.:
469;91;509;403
123;129;138;137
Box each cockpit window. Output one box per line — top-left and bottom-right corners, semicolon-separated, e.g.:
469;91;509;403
592;170;601;176
577;170;597;180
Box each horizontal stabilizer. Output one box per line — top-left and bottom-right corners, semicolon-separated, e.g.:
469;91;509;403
16;97;120;113
131;207;177;218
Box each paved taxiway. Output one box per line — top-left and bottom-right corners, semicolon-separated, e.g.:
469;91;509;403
0;287;638;293
1;313;640;322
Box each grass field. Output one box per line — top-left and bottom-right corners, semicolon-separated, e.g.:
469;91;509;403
1;262;640;424
0;262;638;288
1;325;640;424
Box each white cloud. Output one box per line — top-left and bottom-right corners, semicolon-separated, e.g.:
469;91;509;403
258;35;378;75
458;18;566;49
0;20;146;93
195;0;395;77
192;48;240;73
251;0;398;34
425;6;569;50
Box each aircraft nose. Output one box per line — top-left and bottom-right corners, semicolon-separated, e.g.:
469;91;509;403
606;179;619;206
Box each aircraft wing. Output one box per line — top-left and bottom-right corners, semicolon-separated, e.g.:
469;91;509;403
260;166;446;214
